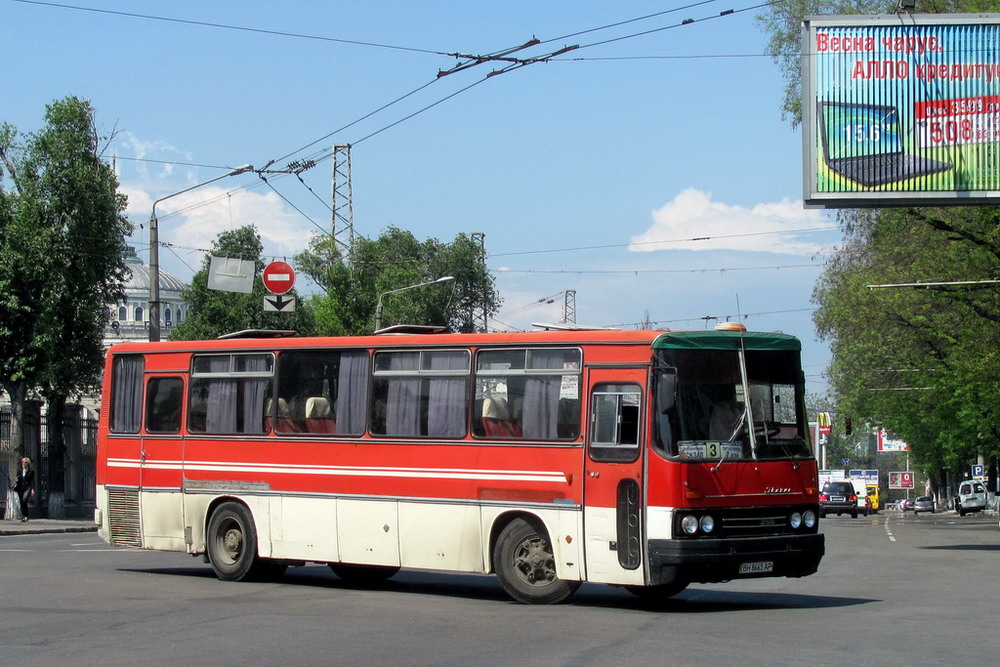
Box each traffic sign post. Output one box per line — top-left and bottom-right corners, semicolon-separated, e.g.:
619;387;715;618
264;294;296;312
262;261;295;295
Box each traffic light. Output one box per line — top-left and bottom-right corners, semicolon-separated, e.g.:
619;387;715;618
845;417;852;435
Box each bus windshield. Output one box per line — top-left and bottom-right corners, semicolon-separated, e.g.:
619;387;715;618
654;347;810;460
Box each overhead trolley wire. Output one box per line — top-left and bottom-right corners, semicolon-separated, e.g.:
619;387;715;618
488;226;839;257
70;0;795;239
8;0;450;56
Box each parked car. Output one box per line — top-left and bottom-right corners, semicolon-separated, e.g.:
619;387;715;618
899;498;912;511
913;495;935;514
819;481;859;518
954;480;988;516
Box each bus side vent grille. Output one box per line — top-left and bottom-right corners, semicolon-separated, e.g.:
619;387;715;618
107;488;142;548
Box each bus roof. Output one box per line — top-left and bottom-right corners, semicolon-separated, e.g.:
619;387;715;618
108;328;800;354
651;330;801;352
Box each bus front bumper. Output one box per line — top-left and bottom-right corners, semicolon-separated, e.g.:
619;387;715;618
647;533;825;585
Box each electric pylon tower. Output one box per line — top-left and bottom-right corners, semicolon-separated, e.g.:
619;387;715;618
331;144;354;263
562;289;576;324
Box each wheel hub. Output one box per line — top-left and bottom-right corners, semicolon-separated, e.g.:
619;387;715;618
223;527;243;559
514;537;556;586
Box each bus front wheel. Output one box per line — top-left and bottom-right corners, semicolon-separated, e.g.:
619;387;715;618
207;502;262;581
493;518;580;604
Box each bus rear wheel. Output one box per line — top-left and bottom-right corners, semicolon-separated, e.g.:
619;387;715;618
493;518;579;604
207;502;264;582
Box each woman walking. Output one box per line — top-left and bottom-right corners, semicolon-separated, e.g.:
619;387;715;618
13;457;35;522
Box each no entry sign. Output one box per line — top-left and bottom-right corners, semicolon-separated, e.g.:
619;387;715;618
262;261;295;295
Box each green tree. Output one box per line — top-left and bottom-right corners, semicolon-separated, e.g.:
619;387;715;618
813;207;1000;487
170;225;315;340
296;227;500;335
1;97;131;516
758;1;1000;493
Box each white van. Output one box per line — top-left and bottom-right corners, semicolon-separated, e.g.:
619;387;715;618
954;480;987;516
849;479;871;516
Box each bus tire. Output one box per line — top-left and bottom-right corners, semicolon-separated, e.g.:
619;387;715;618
493;518;579;604
207;502;260;582
329;563;400;585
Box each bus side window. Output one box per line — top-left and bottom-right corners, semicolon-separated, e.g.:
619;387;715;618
188;353;273;435
109;355;144;434
473;347;581;440
371;349;469;438
276;349;370;436
146;377;183;434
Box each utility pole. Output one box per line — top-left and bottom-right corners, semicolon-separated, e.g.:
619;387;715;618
331;144;354;263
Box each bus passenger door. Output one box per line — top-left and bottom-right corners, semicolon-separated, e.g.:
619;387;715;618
583;368;646;585
139;375;187;551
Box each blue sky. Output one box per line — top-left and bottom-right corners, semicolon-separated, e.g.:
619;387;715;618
1;1;840;392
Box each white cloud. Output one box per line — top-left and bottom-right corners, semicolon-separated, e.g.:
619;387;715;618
114;131;191;181
154;186;313;263
121;184;153;216
630;188;830;255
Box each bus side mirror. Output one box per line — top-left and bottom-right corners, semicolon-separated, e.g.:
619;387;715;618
656;370;677;413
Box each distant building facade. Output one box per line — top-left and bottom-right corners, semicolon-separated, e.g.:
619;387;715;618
104;247;188;345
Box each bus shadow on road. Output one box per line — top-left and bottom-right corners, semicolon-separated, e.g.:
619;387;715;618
119;564;872;612
570;586;876;613
922;544;1000;552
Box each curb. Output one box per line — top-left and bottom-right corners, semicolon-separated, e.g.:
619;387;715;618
0;522;98;537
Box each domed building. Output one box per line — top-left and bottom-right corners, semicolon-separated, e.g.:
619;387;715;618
104;247;189;345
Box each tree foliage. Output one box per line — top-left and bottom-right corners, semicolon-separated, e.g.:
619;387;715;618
757;1;1000;486
0;97;131;502
295;227;500;336
814;208;1000;473
170;225;316;340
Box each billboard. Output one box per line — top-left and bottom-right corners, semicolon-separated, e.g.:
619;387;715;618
802;14;1000;207
877;427;909;451
848;469;879;482
888;471;915;489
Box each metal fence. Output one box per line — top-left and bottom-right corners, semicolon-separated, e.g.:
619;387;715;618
1;407;97;516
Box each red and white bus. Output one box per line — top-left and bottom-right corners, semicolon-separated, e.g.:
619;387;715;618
95;324;824;604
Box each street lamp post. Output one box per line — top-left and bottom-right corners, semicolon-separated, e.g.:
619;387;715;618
147;164;253;342
375;276;455;331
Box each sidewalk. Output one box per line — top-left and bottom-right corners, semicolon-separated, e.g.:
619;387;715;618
0;517;98;536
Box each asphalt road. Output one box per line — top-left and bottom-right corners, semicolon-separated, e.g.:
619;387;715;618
1;510;996;666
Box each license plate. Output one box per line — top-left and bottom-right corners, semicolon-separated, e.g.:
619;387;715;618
738;561;773;575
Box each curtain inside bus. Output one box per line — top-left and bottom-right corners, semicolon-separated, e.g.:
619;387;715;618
110;355;144;433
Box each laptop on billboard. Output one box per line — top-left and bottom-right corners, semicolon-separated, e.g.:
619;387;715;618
817;101;952;187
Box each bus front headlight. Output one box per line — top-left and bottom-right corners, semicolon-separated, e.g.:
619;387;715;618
681;515;699;535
